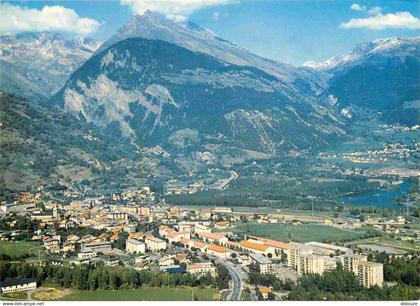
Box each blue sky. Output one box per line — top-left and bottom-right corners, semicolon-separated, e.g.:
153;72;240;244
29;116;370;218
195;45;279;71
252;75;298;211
1;0;420;65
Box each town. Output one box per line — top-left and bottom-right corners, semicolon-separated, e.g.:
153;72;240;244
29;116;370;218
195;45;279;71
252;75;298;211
0;187;418;301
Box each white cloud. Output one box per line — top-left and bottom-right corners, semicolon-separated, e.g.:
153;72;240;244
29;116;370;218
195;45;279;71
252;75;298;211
368;6;382;16
0;3;100;35
340;11;420;30
120;0;237;21
350;4;366;11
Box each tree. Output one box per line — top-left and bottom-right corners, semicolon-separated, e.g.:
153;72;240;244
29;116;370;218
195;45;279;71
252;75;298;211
115;231;129;250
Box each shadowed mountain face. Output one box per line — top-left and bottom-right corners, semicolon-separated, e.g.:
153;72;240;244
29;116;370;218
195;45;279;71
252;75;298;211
52;38;346;157
0;32;101;100
306;37;420;126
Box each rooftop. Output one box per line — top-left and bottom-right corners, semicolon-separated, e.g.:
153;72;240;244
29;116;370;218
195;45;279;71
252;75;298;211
187;262;213;270
127;238;145;245
207;244;230;253
241;240;269;252
0;278;37;287
249;253;272;264
200;232;226;240
259;287;272;294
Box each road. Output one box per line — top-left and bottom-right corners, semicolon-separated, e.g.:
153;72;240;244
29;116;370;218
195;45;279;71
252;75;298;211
220;170;239;190
215;259;243;301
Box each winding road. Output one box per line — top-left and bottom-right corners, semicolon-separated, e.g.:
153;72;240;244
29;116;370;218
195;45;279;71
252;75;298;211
215;259;243;301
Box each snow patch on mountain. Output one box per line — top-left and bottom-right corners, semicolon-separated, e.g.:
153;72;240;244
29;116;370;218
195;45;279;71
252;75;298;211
303;37;420;72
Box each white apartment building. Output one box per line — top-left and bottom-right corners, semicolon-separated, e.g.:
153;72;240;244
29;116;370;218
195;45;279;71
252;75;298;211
249;253;273;274
145;236;167;251
187;262;216;277
297;254;325;275
357;261;384;288
342;254;368;274
0;278;37;293
126;238;146;254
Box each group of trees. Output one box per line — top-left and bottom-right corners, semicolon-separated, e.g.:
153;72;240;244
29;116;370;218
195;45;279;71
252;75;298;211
215;264;230;290
247;264;294;291
287;266;419;301
0;261;223;291
368;254;420;287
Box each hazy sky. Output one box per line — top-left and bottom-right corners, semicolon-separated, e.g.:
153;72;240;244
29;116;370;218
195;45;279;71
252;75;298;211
2;0;420;65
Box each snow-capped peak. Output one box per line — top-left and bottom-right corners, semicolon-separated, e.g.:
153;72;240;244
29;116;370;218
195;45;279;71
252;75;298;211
303;36;420;72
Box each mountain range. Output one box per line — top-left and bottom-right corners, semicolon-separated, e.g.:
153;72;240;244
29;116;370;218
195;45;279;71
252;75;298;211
0;12;418;192
0;32;101;100
306;37;420;126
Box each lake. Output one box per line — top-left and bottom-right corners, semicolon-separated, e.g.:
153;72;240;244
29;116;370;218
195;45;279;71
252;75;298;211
342;180;412;208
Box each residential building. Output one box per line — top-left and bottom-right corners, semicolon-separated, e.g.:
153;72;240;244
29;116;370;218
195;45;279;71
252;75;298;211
189;240;207;252
206;244;230;259
126;238;146;254
199;232;228;245
259;287;272;300
109;212;128;220
214;221;230;229
287;242;313;270
306;241;351;256
238;254;252;266
297;254;325;275
0;278;37;293
145;236;167;251
166;231;190;244
357;261;384;288
249;253;273;274
187;262;216;277
342;254;368;274
323;257;338;271
245;236;290;258
43;236;60;253
78;251;97;259
81;241;112;254
194;224;210;234
240;240;274;256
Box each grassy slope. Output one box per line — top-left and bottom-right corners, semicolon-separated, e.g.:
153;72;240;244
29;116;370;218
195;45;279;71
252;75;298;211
0;240;42;258
60;287;219;301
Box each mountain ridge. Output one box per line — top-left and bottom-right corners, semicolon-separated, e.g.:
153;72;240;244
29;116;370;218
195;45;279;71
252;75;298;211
96;12;326;95
0;32;101;100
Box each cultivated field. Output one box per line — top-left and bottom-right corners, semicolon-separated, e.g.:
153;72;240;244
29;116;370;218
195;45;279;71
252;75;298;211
233;223;374;242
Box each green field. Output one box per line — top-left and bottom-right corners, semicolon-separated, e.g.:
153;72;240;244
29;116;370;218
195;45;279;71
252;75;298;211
233;223;374;242
347;236;420;253
0;291;28;300
0;240;42;258
60;287;220;301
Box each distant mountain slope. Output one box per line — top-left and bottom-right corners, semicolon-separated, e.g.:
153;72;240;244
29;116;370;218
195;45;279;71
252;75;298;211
0;32;101;100
52;38;346;160
97;11;325;94
305;37;420;126
0;92;140;193
0;60;44;100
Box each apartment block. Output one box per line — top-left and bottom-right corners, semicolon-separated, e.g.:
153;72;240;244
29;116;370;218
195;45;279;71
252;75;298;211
126;238;146;254
357;261;384;288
